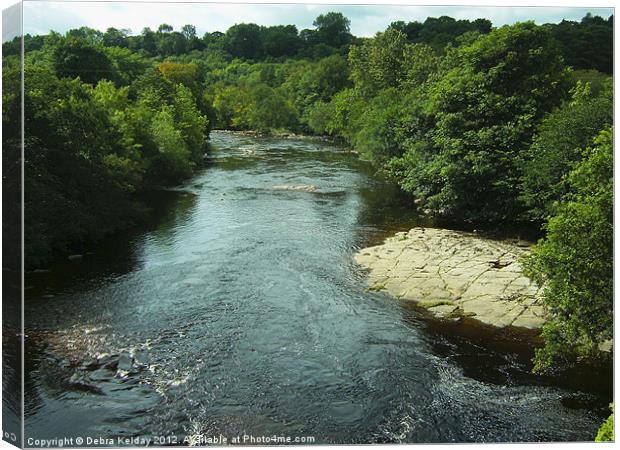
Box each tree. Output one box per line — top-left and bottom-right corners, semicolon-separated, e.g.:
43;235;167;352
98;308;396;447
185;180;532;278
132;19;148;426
523;128;613;371
388;16;492;50
261;25;301;58
349;28;412;95
247;84;297;132
52;37;115;85
313;12;352;47
285;54;351;116
212;85;253;129
303;100;335;135
157;61;198;86
157;31;187;56
388;20;423;42
181;24;197;40
418;22;571;221
172;84;209;161
548;15;613;74
66;26;103;44
310;54;351;100
103;27;129;47
595;405;614;442
349;88;410;163
224;23;263;60
22;67;137;265
140;27;158;55
104;46;148;86
150;107;193;181
520;78;612;220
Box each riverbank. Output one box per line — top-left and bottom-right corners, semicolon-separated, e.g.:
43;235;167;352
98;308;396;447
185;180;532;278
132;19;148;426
355;227;545;330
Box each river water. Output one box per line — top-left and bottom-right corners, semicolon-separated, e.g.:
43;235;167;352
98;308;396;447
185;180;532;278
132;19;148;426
24;131;611;445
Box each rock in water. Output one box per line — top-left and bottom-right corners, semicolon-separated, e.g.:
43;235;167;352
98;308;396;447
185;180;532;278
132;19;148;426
68;373;105;395
271;184;317;192
117;352;133;371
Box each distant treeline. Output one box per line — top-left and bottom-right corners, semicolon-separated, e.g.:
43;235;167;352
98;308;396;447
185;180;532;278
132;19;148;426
2;12;613;374
3;12;613;72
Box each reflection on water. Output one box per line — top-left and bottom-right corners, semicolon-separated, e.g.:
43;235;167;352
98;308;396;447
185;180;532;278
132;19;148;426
24;131;611;444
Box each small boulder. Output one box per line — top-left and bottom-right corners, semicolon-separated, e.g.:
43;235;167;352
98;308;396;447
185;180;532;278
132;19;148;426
117;352;133;372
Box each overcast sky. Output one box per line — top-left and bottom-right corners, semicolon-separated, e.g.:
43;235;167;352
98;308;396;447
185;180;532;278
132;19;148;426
12;1;616;40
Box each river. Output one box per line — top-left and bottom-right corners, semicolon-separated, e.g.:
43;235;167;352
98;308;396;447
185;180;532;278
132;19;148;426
23;131;611;444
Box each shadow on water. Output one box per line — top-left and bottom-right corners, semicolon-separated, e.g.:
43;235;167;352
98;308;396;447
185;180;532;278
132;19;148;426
25;189;198;303
400;302;612;399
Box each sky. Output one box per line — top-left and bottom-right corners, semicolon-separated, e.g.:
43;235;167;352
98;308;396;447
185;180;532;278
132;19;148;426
6;1;616;41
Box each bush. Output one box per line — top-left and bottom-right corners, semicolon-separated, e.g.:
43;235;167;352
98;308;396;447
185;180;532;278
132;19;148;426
520;78;612;220
523;128;613;371
595;404;614;442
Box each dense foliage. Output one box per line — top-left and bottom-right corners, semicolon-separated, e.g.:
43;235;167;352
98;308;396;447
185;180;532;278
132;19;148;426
2;11;614;373
3;34;209;265
523;129;613;371
596;404;614;442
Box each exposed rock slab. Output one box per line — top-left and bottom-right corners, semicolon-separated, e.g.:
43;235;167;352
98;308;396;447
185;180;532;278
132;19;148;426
355;227;545;330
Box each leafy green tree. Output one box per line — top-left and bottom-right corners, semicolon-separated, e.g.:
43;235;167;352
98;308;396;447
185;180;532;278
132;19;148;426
387;20;423;42
548;14;613;74
349;29;411;95
52;37;115;84
157;31;188;56
520;78;612;219
102;27;129;47
312;12;352;48
595;405;614;442
349;88;410;163
261;25;302;58
523;128;613;371
224;23;263;60
212;85;253;129
420;22;570;220
150;106;193;181
310;54;351;100
303;101;335;135
22;68;137;264
157;61;198;86
284;55;350;119
104;46;148;85
323;88;366;143
66;26;103;44
92;80;146;191
388;16;492;50
419;16;491;50
247;84;297;132
140;27;158;55
172;84;209;160
402;43;439;86
181;24;197;40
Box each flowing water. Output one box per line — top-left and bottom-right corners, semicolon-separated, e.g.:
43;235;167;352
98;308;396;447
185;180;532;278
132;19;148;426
23;131;611;445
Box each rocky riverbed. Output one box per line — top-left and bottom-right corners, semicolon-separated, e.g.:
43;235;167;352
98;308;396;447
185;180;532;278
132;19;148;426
355;227;545;330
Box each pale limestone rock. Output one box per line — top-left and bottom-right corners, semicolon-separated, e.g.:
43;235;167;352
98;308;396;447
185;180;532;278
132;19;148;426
355;227;546;330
